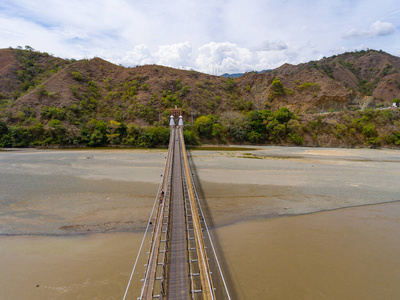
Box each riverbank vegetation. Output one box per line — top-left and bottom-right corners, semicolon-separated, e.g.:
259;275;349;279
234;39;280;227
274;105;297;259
1;107;399;148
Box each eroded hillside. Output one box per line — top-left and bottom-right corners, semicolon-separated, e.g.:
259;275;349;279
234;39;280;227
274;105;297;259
238;50;400;113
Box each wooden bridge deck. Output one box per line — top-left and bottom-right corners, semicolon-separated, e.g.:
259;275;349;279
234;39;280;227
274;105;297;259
168;129;189;299
135;126;221;300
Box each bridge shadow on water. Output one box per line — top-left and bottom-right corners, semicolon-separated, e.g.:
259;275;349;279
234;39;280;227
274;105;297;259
187;149;239;300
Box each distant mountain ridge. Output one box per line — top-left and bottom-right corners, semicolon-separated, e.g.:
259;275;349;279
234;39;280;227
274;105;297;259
221;70;269;78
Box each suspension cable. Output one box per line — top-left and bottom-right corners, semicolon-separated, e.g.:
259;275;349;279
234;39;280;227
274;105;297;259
188;154;232;300
122;175;164;300
122;130;174;300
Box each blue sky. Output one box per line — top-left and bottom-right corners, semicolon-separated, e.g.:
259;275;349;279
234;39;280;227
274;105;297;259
0;0;399;74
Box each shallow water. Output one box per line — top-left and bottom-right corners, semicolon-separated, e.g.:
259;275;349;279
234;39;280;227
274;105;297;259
2;203;399;299
1;147;400;299
0;232;143;300
217;202;400;299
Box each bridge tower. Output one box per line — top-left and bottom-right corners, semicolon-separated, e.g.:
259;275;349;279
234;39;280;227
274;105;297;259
169;115;175;127
169;106;182;119
178;115;183;127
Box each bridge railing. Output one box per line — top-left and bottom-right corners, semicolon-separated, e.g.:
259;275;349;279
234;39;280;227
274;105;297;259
151;129;174;299
122;129;175;300
124;126;231;299
180;135;202;298
179;128;216;300
182;129;232;300
140;128;175;299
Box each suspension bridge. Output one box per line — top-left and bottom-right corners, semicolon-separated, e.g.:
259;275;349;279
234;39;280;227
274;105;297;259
123;116;231;300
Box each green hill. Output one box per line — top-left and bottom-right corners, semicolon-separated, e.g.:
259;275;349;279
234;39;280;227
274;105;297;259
0;47;399;148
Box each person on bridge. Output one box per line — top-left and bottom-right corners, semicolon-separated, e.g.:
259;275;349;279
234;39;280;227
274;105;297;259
160;189;164;203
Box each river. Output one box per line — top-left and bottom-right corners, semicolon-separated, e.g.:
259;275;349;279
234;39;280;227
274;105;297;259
0;147;399;299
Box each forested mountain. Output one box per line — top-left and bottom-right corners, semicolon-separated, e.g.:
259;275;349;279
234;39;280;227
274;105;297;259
0;46;399;148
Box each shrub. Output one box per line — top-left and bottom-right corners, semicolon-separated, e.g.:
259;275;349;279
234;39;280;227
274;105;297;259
41;106;66;120
248;131;262;144
89;129;107;146
229;126;247;142
71;71;83;81
386;132;400;145
212;123;223;139
138;127;170;147
362;124;377;138
183;130;199;145
9;126;31;147
268;123;286;142
234;99;253;111
334;124;348;139
298;82;320;92
225;78;237;92
268;78;285;101
180;86;190;97
289;133;304;145
194;116;214;139
0;120;8;136
274;107;293;124
35;85;48;98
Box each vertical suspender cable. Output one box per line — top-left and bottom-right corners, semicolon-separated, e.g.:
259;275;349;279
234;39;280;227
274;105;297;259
186;139;232;299
122;128;174;300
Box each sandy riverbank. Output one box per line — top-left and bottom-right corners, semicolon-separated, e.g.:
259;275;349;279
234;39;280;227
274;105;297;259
1;146;400;299
0;149;165;235
1;147;399;235
189;146;400;227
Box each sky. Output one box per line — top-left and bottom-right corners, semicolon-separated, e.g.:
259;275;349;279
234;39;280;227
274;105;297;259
0;0;399;74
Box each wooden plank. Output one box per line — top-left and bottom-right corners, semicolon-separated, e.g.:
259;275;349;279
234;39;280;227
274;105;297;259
168;128;190;299
140;127;216;299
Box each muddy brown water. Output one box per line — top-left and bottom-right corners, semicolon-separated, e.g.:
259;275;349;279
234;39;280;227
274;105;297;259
217;202;400;299
1;147;400;299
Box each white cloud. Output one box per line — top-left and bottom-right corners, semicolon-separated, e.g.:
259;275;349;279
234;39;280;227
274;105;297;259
116;42;193;69
343;21;396;39
0;0;399;74
254;40;289;51
370;21;397;36
154;42;192;68
195;42;254;74
120;45;152;66
194;42;297;74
